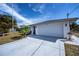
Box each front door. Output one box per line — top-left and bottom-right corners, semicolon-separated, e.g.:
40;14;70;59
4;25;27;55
33;26;36;35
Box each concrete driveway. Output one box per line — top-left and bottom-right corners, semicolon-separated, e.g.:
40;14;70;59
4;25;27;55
0;35;65;56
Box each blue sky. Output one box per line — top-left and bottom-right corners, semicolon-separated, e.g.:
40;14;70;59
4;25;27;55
0;3;79;26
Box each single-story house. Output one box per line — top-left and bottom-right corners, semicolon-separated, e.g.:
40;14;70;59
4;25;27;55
30;18;79;38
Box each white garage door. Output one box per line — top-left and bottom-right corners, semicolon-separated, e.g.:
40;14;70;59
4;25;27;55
36;22;63;37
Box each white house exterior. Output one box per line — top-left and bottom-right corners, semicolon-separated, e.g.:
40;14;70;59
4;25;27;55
30;18;78;38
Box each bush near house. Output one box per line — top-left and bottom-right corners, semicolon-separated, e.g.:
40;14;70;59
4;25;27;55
20;26;30;36
70;22;79;37
70;22;79;32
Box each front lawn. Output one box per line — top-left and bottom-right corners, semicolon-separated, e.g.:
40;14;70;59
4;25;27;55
0;32;24;45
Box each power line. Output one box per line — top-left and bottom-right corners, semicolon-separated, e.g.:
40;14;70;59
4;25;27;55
0;10;9;15
67;5;79;18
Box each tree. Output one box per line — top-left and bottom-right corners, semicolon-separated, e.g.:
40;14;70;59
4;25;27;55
0;14;17;33
20;26;30;35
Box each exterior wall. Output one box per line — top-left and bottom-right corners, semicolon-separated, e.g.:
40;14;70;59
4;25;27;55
35;22;64;37
31;21;70;38
63;22;70;38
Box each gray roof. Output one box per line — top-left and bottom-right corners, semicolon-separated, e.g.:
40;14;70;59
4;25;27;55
30;18;79;26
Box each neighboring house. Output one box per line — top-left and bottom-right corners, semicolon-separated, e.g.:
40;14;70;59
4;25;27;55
30;18;79;38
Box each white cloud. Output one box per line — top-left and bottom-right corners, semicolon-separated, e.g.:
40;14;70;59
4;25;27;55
0;3;32;26
29;4;46;14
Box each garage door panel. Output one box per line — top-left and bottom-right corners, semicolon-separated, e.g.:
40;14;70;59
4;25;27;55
36;22;63;37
